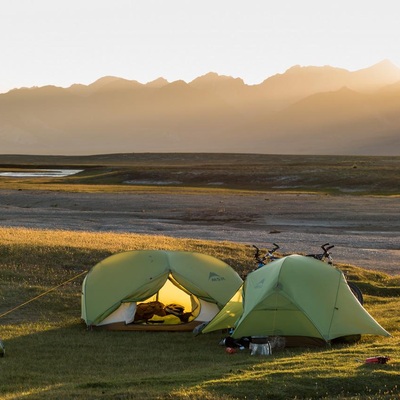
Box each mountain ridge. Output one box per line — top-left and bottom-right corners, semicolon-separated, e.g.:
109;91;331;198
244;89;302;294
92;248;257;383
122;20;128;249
1;60;399;155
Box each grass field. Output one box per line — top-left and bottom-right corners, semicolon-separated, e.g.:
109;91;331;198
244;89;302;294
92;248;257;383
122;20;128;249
0;227;399;400
1;153;399;195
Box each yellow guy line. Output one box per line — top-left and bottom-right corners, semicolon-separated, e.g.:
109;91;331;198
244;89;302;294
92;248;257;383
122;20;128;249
0;270;88;320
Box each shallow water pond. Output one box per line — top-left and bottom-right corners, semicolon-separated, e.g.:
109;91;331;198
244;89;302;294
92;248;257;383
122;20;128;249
0;169;83;178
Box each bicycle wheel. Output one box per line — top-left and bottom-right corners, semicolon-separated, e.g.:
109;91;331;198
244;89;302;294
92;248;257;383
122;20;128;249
348;282;364;305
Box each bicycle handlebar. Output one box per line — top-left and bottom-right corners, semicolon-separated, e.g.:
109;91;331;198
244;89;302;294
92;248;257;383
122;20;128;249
252;245;260;259
306;243;334;264
321;243;334;252
271;243;280;252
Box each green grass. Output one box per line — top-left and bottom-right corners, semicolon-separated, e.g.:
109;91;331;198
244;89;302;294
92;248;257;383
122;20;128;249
0;227;399;399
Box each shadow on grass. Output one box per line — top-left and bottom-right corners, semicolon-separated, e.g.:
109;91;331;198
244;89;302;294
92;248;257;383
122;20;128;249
193;371;400;400
1;322;398;400
0;322;257;399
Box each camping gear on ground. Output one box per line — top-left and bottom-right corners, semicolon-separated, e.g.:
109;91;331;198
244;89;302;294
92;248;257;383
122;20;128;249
81;250;243;331
225;347;237;354
356;356;390;364
220;336;251;349
220;335;284;356
365;356;390;364
202;254;390;346
249;341;272;356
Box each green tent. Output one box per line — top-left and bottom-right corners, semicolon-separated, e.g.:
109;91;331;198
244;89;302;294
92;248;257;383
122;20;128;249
81;250;243;330
202;255;390;343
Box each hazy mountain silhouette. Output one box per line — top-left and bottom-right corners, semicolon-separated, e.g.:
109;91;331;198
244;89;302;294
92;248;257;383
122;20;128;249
1;60;399;155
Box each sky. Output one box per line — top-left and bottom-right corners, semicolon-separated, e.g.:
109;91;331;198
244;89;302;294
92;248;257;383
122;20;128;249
1;0;399;93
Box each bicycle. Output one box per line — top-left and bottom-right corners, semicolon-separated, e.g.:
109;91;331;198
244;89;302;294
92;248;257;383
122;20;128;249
306;243;364;305
252;243;281;270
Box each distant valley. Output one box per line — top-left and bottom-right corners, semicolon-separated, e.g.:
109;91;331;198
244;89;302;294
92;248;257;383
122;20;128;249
1;60;400;155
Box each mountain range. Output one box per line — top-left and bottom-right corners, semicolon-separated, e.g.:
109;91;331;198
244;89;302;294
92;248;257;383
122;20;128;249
1;60;400;155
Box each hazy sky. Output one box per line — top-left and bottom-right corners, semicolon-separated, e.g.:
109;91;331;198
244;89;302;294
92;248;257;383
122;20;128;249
1;0;399;93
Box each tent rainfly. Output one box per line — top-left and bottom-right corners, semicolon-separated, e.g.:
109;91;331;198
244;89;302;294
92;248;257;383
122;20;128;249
202;255;390;344
81;250;243;330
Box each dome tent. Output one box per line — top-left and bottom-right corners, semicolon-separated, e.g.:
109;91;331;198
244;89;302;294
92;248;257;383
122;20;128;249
202;255;390;344
81;250;243;330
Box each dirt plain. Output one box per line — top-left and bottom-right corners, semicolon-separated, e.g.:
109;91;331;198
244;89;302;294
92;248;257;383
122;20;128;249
1;188;399;275
1;153;399;275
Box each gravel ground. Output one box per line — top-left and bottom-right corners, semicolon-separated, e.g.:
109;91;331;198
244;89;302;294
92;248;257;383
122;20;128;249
1;189;399;275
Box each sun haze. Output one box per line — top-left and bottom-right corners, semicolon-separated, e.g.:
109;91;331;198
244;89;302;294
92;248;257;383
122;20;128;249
1;0;399;93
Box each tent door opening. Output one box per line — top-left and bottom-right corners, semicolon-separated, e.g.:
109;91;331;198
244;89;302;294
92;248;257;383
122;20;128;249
139;277;201;324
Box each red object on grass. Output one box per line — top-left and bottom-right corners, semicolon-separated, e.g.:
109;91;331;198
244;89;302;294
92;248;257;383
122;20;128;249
225;347;237;354
365;356;390;364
